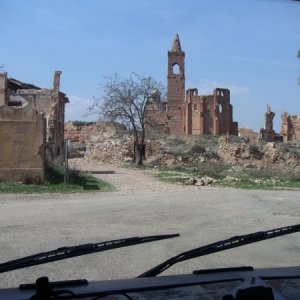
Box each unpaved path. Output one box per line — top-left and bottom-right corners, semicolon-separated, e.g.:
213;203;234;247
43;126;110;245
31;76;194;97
69;160;189;194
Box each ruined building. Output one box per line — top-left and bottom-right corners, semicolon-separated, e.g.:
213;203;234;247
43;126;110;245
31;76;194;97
259;105;276;142
0;71;69;182
146;34;238;136
281;112;300;142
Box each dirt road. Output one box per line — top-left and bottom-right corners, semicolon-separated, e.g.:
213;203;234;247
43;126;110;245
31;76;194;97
0;164;299;288
71;162;189;194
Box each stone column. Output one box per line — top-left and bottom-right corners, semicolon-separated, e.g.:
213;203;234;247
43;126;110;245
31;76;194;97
0;73;7;107
53;71;62;93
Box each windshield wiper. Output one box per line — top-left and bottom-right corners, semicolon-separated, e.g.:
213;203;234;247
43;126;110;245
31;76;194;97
0;233;179;274
138;224;300;277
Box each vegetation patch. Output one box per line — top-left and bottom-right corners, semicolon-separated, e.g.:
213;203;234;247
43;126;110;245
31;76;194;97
151;163;300;190
143;136;300;190
0;163;115;194
215;177;300;190
157;169;194;184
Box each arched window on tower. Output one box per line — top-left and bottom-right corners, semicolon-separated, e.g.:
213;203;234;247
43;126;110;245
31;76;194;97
172;64;180;75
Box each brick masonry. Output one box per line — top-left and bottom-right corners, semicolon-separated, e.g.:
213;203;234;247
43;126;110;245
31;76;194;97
146;34;238;136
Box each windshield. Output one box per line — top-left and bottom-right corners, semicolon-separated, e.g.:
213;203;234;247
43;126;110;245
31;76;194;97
0;0;300;291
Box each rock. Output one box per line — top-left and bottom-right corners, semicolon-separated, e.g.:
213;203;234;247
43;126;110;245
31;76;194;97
184;177;197;185
123;157;133;162
241;152;251;159
224;176;238;182
195;179;205;186
202;176;213;185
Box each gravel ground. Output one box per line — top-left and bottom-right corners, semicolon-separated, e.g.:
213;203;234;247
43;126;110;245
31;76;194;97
0;163;299;289
70;161;190;195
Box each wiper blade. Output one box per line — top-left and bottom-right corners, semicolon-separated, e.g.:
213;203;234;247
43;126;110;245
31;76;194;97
138;224;300;277
0;233;179;274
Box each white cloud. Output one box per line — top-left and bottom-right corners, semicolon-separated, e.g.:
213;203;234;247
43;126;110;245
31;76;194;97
187;78;250;96
65;95;97;122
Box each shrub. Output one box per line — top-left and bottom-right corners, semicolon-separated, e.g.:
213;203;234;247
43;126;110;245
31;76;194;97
194;135;218;148
249;143;263;159
188;144;206;155
170;137;185;146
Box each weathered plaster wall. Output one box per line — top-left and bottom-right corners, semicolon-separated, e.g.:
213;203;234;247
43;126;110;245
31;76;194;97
5;71;68;164
0;104;46;182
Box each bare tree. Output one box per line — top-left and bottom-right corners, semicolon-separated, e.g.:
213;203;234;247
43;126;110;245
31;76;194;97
89;73;164;165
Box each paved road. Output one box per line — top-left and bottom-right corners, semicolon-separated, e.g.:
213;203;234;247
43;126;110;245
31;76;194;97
0;166;299;288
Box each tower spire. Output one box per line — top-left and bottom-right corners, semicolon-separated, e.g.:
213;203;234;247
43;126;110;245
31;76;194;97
171;33;182;52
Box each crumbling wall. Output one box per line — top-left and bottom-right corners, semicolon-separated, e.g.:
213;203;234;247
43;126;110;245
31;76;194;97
185;88;238;136
4;71;68;164
0;104;46;182
145;91;169;136
281;112;300;142
260;105;277;142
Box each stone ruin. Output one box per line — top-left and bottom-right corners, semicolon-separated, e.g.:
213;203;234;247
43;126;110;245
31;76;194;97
258;105;300;143
281;112;300;142
0;71;69;182
146;34;238;137
259;104;276;142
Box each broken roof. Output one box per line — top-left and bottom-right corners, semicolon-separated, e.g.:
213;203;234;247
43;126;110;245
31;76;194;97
7;78;41;91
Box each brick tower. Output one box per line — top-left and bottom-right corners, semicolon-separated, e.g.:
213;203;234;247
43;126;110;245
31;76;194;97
167;34;185;134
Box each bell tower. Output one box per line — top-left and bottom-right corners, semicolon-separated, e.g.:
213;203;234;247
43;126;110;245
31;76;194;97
167;34;185;134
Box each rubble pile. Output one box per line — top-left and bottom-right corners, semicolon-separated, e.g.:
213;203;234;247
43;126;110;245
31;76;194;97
88;137;133;165
65;121;134;165
65;121;300;167
217;140;299;166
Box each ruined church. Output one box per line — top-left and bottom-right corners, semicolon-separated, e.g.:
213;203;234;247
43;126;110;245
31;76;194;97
146;34;238;136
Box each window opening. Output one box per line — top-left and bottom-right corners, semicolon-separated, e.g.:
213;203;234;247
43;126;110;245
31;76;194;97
172;64;180;75
219;104;223;113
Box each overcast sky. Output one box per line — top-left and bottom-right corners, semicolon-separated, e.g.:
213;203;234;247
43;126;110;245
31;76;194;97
1;0;299;131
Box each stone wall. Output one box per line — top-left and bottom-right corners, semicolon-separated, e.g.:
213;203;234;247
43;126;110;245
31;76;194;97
0;104;46;182
281;112;300;142
4;71;68;164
